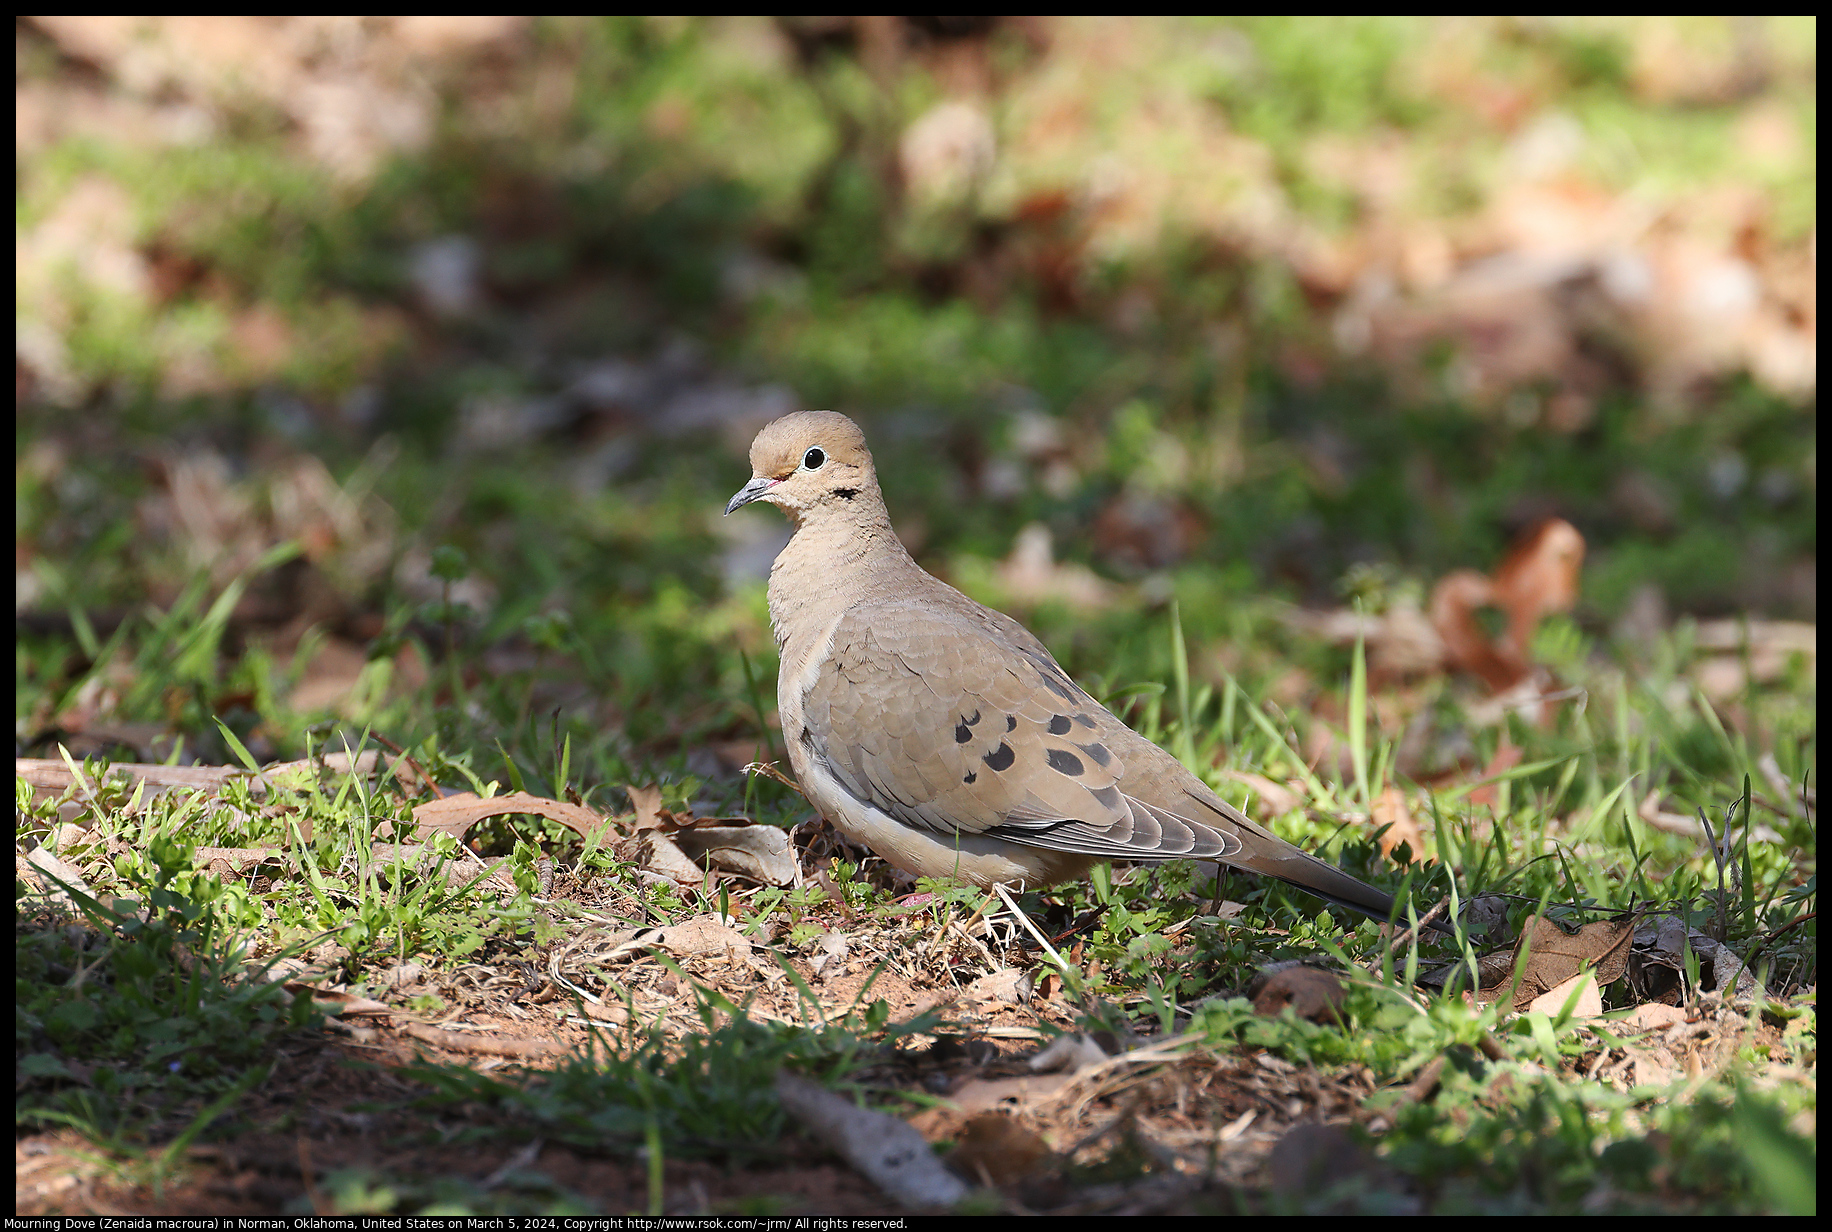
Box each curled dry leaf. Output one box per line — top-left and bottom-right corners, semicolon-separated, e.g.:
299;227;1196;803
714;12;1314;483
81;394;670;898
671;823;798;886
1429;518;1585;693
409;789;618;847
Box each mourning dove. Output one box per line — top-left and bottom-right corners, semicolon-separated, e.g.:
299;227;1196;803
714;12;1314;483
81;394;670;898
727;411;1426;927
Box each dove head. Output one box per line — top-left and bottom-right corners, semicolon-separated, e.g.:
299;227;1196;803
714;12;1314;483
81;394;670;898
725;411;883;524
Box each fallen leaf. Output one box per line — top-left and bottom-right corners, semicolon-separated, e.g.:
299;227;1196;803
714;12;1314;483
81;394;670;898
1525;969;1603;1018
1428;569;1516;690
945;1113;1055;1187
410;789;618;846
670;822;798;886
625;783;667;829
1491;517;1585;664
1428;518;1586;695
1252;967;1347;1024
1506;915;1634;1012
1369;784;1428;864
963;969;1032;1007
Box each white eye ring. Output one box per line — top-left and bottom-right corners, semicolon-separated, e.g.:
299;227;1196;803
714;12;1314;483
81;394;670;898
802;447;825;470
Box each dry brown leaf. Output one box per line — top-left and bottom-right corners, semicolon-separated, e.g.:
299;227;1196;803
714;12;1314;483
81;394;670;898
1428;518;1586;695
1428;569;1517;691
1506;915;1634;1012
945;1113;1056;1187
614;830;705;884
1525;969;1604;1018
670;822;798;886
1252;967;1347;1024
409;789;617;846
1491;517;1585;662
1369;784;1428;864
625;783;667;830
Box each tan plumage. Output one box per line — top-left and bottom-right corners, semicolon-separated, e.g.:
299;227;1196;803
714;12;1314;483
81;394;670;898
727;411;1416;925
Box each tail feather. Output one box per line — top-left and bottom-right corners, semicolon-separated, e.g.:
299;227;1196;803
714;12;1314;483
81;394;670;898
1184;788;1452;933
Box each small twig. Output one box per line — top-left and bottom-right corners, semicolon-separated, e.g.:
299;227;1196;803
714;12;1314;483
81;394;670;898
369;730;440;799
1388;895;1451;949
742;761;806;798
400;1021;563;1058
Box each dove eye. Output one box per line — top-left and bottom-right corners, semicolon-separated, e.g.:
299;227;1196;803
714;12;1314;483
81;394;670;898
802;447;825;470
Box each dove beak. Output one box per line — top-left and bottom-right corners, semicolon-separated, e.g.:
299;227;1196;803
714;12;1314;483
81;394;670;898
724;475;778;516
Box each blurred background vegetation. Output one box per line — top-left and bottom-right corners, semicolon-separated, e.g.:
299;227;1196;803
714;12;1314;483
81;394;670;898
15;15;1816;791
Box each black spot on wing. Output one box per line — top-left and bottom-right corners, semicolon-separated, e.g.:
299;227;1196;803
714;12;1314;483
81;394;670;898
964;709;981;726
1074;713;1096;728
982;743;1015;772
1077;741;1112;767
963;770;977;784
1038;670;1078;702
1048;714;1071;735
955;723;971;744
1006;715;1017;732
1046;749;1084;776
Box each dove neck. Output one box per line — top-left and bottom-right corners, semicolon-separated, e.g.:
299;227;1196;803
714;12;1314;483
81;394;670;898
767;496;913;648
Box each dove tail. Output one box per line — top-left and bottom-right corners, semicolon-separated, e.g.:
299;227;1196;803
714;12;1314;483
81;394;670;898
1187;789;1453;933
